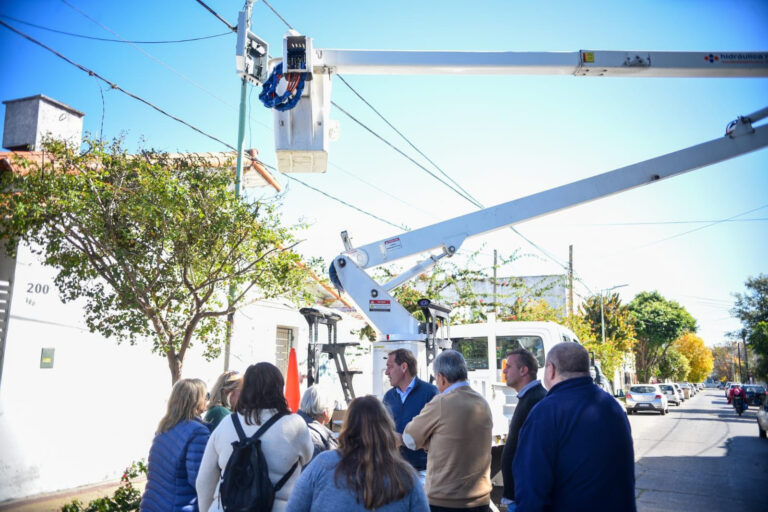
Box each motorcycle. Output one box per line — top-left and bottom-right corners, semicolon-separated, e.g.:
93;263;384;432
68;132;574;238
733;395;746;416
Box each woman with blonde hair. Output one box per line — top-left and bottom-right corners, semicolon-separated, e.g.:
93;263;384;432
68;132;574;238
197;362;313;512
140;378;210;512
286;395;429;512
204;370;242;429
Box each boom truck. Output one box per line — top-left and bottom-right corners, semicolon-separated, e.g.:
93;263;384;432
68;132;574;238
235;10;768;420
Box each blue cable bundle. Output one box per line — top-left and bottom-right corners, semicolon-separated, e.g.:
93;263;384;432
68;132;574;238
259;63;306;111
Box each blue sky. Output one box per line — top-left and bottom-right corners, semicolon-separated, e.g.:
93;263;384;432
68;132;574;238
1;0;767;347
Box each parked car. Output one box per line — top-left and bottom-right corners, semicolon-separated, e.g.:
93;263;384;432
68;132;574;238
674;383;685;401
659;383;682;405
679;383;693;398
626;384;669;415
743;385;766;406
758;395;768;439
717;382;726;390
686;382;697;396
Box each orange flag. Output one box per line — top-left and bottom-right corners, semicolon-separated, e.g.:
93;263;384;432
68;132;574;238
285;348;300;413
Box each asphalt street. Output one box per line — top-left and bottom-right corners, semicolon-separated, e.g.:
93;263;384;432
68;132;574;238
630;388;768;512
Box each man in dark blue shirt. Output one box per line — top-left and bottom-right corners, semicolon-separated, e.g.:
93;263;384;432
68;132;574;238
513;342;636;512
382;348;438;480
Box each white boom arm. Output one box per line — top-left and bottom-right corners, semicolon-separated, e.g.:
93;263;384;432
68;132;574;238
329;110;768;340
251;33;768;173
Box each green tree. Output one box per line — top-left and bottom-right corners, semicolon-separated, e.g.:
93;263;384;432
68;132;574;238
0;138;309;384
577;293;636;381
731;274;768;382
628;291;697;382
656;348;690;381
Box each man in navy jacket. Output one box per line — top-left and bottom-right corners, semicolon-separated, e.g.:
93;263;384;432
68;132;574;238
383;348;438;474
513;342;636;512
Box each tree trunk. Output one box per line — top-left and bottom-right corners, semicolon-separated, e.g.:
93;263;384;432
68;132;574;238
167;350;182;385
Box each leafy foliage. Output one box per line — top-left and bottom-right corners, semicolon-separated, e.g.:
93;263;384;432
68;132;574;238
61;460;147;512
711;344;737;381
0;138;310;384
673;332;714;382
731;274;768;382
628;291;697;382
577;293;637;381
655;347;690;381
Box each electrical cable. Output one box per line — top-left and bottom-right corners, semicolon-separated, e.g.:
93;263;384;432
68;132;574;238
61;0;272;134
336;74;481;205
193;0;236;32
259;1;573;276
0;19;408;233
0;13;231;43
262;0;294;30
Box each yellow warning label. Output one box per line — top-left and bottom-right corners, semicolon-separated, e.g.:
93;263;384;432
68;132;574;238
583;52;595;63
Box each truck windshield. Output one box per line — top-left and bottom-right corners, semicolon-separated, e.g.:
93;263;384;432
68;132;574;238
496;336;545;369
450;335;545;371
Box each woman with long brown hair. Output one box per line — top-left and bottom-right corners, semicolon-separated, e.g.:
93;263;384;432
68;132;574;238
286;395;429;511
196;362;313;512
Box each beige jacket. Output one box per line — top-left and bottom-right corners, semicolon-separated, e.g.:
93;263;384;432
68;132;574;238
404;384;493;508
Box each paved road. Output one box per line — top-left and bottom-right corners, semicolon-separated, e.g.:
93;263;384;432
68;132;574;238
630;388;768;511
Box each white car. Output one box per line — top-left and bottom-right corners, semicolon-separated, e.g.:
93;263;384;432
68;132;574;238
659;383;682;405
758;395;768;439
626;384;669;415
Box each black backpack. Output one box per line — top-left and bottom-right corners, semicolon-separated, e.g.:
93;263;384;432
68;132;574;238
219;412;299;512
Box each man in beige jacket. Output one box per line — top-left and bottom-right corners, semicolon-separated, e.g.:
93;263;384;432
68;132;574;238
403;350;493;512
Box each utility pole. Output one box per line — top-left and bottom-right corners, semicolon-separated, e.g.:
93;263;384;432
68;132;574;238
736;341;743;382
742;329;750;383
493;249;498;316
224;0;256;371
568;245;574;317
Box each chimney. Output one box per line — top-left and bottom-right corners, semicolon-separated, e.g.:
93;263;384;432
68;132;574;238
2;94;85;151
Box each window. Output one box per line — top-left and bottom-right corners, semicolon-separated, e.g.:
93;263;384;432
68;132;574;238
630;386;656;394
275;327;295;376
496;335;545;369
450;337;489;371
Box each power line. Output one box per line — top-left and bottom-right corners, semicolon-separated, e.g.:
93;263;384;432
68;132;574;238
193;0;236;32
259;0;572;275
563;218;768;227
0;19;406;233
281;174;408;231
0;13;231;43
262;0;294;30
335;74;481;205
61;0;272;134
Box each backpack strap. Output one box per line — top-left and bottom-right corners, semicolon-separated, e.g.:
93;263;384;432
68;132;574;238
307;423;332;449
252;412;287;440
274;460;299;492
231;411;286;442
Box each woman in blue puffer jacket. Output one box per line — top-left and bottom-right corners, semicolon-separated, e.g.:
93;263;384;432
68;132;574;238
141;378;211;512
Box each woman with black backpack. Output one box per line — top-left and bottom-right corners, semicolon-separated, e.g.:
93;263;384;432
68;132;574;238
196;362;313;512
286;395;429;511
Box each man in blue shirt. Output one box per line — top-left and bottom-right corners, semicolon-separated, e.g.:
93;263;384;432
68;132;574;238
513;342;636;512
382;348;438;479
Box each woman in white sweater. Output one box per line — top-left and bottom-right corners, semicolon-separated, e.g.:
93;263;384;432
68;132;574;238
196;362;313;512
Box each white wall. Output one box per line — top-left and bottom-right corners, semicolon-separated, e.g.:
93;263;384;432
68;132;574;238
0;244;367;502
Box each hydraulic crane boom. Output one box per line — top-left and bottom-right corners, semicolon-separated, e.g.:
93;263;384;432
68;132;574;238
329;108;768;341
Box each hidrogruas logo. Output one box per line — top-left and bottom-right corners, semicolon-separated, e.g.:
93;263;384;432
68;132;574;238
704;54;719;63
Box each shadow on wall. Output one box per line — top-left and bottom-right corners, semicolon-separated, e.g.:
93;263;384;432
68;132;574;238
635;436;768;512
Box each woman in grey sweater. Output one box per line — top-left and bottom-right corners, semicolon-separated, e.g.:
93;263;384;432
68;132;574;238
287;396;429;512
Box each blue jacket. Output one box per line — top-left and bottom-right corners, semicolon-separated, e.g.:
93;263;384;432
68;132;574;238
383;377;438;470
513;377;636;512
140;419;211;512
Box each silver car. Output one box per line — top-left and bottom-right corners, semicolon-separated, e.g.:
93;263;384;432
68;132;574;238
659;383;682;405
626;384;669;415
758;395;768;439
